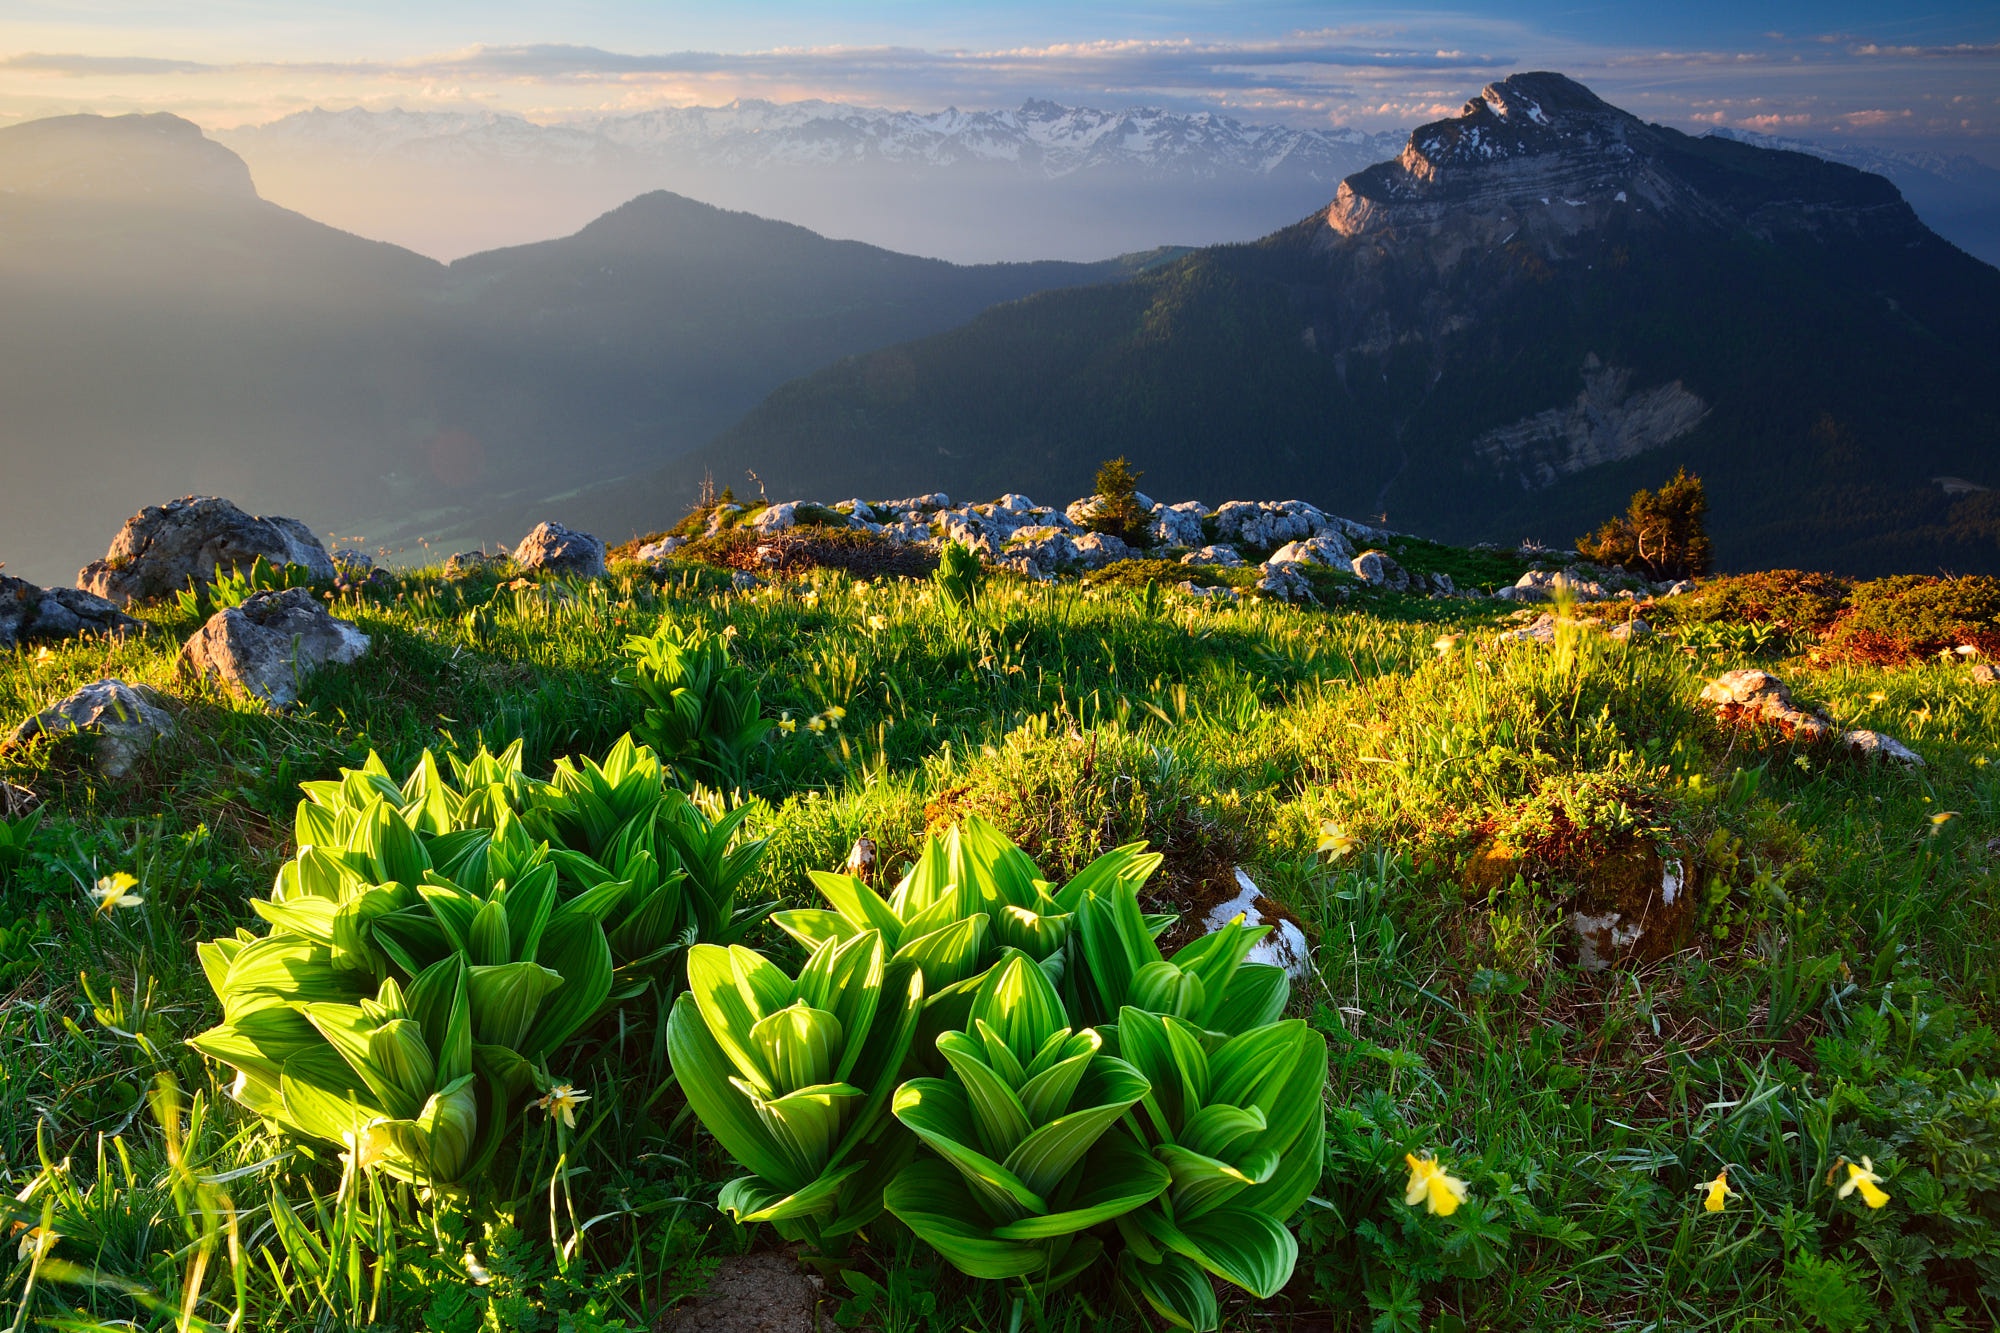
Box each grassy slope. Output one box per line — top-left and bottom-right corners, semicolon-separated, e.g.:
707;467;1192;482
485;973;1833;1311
2;561;1996;1329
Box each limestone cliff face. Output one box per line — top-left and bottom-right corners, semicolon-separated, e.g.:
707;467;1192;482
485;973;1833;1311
1473;356;1710;491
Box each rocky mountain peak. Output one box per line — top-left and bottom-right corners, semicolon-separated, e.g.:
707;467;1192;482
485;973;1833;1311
1320;70;1912;251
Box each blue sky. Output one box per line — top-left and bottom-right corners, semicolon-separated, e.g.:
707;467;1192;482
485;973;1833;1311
3;2;1996;156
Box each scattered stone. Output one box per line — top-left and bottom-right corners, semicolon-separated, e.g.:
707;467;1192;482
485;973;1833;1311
657;1249;825;1333
1176;581;1239;601
6;679;173;779
1512;568;1607;602
633;536;684;563
79;496;336;607
730;571;760;591
513;522;606;579
1699;668;1922;764
1425;571;1458;596
444;550;507;579
1205;869;1311;979
1609;617;1651;642
1841;730;1925;766
1182;544;1246;568
995;493;1035;512
1;576;140;651
1663;579;1696;597
1350;550;1411;591
1212;500;1328;549
1973;663;2000;686
330;550;390;592
1002;529;1079;576
179;588;370;709
1498;613;1559;645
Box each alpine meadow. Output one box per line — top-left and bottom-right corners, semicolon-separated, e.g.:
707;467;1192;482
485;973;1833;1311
3;8;2000;1333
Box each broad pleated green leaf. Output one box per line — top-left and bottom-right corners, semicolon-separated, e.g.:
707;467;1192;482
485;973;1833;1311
749;1004;842;1093
894;1078;1047;1219
883;1159;1050;1280
187;1006;323;1082
936;1031;1033;1159
990;1132;1171;1239
1001;1058;1149;1198
466;960;563;1050
667;992;797;1186
1146;1205;1299;1300
1120;1251;1219;1333
718;1159;866;1224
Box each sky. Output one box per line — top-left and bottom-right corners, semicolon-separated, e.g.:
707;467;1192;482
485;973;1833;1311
3;2;1998;159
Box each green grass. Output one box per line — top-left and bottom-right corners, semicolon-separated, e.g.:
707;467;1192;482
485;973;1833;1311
2;558;1996;1329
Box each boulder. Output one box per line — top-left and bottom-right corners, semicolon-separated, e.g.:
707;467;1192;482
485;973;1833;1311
1426;571;1458;596
79;496;335;607
1609;617;1652;642
633;536;684;563
179;587;370;708
1070;532;1132;568
1698;669;1834;743
730;571;760;591
1;576;140;651
1066;492;1156;527
330;550;390;592
1149;501;1209;549
751;502;801;536
1203;869;1311;979
1350;550;1411;591
1176;581;1240;601
1002;529;1079;575
995;493;1035;512
513;522;606;578
1254;561;1316;601
1271;531;1357;568
1182;544;1246;568
7;679;173;778
1212;500;1327;549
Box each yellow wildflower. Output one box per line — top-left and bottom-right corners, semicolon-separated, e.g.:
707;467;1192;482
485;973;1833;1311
1318;821;1358;860
826;705;847;722
1702;1167;1737;1213
809;716;827;733
1833;1157;1889;1209
91;872;145;914
867;615;887;630
536;1083;590;1129
779;715;797;734
1867;691;1887;704
1432;634;1463;656
16;1224;58;1263
1930;811;1959;828
341;1119;389;1173
1402;1154;1469;1217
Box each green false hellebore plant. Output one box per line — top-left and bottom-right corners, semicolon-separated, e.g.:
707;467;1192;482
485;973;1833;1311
885;952;1169;1289
1111;1007;1328;1331
667;933;923;1247
191;735;767;1191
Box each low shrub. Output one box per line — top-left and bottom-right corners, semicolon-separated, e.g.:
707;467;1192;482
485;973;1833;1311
1815;574;2000;664
1654;569;1852;632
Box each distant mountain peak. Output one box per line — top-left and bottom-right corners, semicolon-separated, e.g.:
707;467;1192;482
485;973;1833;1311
0;112;256;203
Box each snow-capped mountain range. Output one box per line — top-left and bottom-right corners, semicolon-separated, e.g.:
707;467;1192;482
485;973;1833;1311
226;99;1402;180
215;100;1406;263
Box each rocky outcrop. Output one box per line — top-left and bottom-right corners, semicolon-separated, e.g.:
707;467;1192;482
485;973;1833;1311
179;587;370;708
1;576;140;651
513;522;606;578
1271;532;1356;568
1182;544;1246;568
1255;562;1315;601
6;679;173;778
79;496;335;607
1150;502;1209;548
